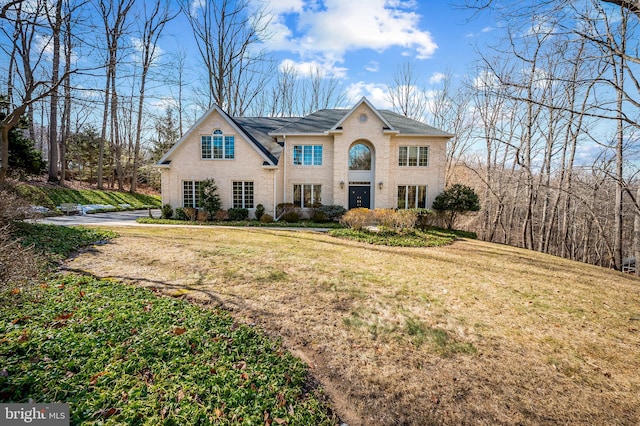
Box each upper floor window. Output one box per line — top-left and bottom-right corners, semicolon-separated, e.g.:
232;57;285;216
293;145;322;166
399;146;428;167
349;144;371;170
202;129;234;159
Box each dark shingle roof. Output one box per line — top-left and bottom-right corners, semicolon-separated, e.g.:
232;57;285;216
232;116;295;163
378;110;453;136
266;109;452;137
232;109;452;163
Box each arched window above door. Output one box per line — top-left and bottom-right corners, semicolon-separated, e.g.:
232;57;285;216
349;144;371;170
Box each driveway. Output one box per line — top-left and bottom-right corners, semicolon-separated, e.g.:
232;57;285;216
35;209;331;232
35;209;161;226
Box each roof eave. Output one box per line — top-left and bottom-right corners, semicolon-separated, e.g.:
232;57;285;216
393;133;455;138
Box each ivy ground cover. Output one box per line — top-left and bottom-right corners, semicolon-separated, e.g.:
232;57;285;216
0;275;334;425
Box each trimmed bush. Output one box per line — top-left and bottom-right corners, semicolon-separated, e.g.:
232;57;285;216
318;204;347;221
254;204;265;221
228;208;249;221
184;207;197;221
175;207;188;221
312;210;329;223
281;211;300;223
260;213;274;223
214;209;229;221
161;203;173;219
197;210;208;221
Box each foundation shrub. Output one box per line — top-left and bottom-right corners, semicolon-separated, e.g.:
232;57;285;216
281;211;300;223
228;208;249;221
254;204;265;221
260;213;274;223
318;204;347;221
214;209;229;221
175;207;188;221
161;204;173;219
312;210;329;223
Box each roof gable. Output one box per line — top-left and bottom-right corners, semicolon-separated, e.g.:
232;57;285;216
157;104;281;166
330;97;395;132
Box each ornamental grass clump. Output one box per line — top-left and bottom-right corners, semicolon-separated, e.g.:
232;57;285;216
340;208;375;230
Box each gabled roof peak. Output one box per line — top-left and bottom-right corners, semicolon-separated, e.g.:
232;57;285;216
330;97;395;132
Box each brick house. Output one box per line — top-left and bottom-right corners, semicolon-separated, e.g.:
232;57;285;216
156;97;452;217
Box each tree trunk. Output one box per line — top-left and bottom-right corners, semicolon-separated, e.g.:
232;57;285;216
47;0;63;183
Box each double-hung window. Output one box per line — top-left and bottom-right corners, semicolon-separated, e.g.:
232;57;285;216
183;180;203;208
293;184;321;208
293;145;322;166
232;181;254;208
398;146;428;167
202;130;234;159
397;185;427;209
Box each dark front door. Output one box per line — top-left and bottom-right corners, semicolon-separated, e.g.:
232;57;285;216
349;185;370;209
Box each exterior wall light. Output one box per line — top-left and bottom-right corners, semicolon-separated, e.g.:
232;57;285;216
378;181;383;189
340;181;345;189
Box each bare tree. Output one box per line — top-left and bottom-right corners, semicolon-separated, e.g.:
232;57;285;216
96;0;134;189
130;0;176;192
386;61;428;120
0;0;69;182
181;0;273;116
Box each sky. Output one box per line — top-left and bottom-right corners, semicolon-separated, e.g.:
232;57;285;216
162;0;495;111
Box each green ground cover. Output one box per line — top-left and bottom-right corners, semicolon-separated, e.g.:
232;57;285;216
16;184;161;211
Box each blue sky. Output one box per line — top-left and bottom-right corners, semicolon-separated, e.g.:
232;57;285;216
163;0;495;110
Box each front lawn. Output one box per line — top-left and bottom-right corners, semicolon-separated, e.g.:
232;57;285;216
63;226;640;425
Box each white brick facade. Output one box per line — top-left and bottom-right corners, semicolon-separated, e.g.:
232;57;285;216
157;98;451;217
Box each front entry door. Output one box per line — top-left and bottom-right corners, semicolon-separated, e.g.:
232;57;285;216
349;185;370;209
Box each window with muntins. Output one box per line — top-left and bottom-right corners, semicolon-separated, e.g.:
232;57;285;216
397;185;427;209
233;181;254;208
293;184;321;208
293;145;322;165
398;146;428;167
202;130;234;159
183;180;203;208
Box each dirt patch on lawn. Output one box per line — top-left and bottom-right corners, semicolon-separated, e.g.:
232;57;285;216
67;226;640;425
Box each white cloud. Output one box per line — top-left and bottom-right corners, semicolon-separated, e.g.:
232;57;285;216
345;81;391;108
279;58;348;79
365;61;380;72
263;0;437;75
429;72;446;84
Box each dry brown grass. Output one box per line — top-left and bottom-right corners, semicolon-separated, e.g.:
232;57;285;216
66;226;640;425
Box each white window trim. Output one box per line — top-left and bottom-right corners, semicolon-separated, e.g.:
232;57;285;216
292;144;323;166
182;180;202;208
397;185;428;209
398;146;429;167
201;130;235;160
293;183;322;208
232;181;254;209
